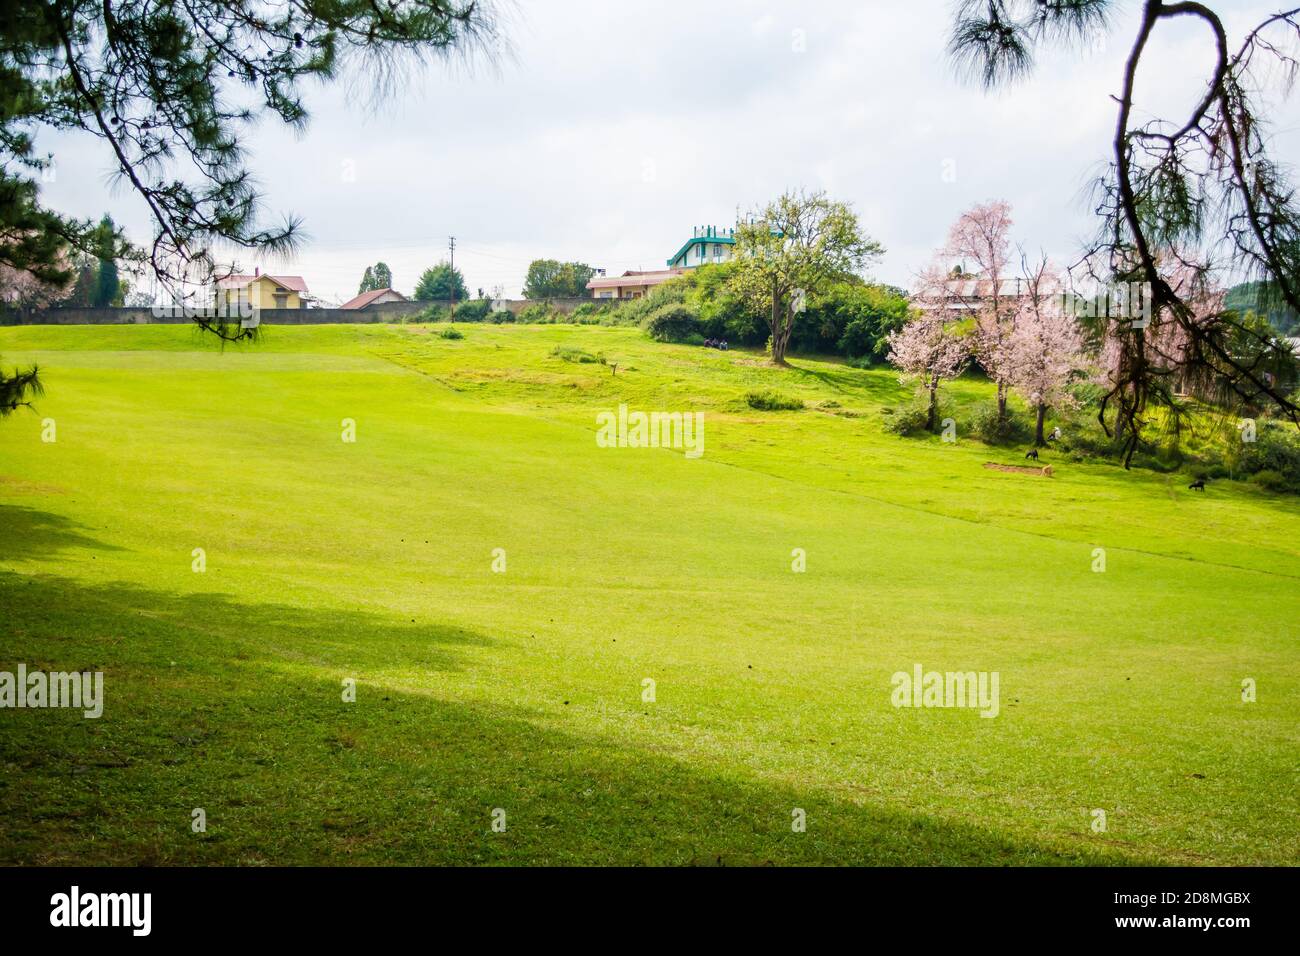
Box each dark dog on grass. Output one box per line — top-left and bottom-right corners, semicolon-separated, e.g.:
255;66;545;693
1188;478;1206;491
1025;448;1039;461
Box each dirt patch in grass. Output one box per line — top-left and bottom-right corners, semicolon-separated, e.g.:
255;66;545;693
0;476;67;495
983;462;1054;477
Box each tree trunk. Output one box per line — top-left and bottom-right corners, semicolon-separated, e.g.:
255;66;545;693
996;381;1008;420
769;280;788;366
927;378;938;432
1035;403;1046;446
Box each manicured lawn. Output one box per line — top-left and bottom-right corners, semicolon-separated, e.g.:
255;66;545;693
0;322;1296;865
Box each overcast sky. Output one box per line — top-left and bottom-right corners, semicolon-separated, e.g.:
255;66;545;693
35;0;1300;303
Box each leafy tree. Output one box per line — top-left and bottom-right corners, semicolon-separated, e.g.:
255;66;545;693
949;0;1300;465
92;215;120;308
523;260;597;299
887;316;970;431
791;281;911;360
63;254;98;308
358;262;393;293
684;261;765;345
729;190;883;365
414;262;468;302
0;1;500;341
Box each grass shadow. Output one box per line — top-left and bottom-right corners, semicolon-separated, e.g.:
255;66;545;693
0;570;1153;866
0;504;128;562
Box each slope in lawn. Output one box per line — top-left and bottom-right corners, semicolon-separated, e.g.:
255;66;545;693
0;323;1296;865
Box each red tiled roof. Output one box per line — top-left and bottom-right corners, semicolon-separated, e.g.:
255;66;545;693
216;273;309;292
339;287;407;310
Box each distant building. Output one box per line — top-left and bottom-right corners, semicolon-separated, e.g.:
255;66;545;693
585;224;737;299
919;275;1031;316
586;269;684;300
666;225;736;269
339;288;408;310
215;269;308;310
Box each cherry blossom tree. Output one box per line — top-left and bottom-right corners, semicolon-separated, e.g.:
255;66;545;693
887;316;969;431
0;261;72;309
1003;258;1085;445
946;201;1018;420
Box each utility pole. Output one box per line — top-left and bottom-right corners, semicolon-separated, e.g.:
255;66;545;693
448;235;456;320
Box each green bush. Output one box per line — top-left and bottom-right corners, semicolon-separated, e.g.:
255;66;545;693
622;278;690;327
1251;469;1292;492
684;332;706;346
438;327;463;340
569;302;618;323
517;304;554;324
883;400;933;436
644;303;704;343
745;389;803;411
1239;422;1300;490
412;304;448;323
967;401;1032;446
452;298;492;322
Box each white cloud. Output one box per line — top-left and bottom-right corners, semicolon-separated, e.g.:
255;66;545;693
32;0;1300;303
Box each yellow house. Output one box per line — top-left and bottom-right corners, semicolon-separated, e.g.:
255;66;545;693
214;271;308;310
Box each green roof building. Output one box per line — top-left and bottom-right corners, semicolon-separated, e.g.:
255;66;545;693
666;225;736;269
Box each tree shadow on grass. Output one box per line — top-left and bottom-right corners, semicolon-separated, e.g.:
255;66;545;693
0;504;128;562
785;359;910;405
0;570;1155;866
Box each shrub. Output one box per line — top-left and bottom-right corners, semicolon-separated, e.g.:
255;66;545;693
570;302;618;323
745;388;802;411
883;400;932;436
453;298;492;322
1251;469;1292;492
644;303;704;343
438;327;463;340
967;401;1032;446
622;278;691;327
684;332;706;346
490;309;516;323
412;304;448;323
1239;422;1300;490
517;304;553;324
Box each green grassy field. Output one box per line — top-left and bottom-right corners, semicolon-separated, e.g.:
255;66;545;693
0;321;1296;865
